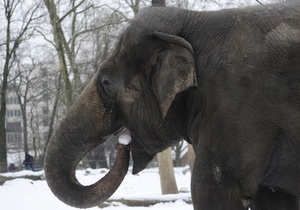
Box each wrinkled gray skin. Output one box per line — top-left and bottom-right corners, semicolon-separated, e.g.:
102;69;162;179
45;1;300;210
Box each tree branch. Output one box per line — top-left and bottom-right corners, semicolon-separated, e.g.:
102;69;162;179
75;4;93;16
57;0;85;23
34;29;57;49
69;20;126;46
255;0;264;5
9;0;43;56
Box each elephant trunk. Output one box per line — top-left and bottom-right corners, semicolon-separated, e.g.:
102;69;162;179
44;74;130;208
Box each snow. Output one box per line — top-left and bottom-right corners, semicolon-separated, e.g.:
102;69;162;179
118;134;132;145
0;167;192;210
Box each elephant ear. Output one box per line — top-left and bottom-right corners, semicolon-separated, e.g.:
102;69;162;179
152;32;197;118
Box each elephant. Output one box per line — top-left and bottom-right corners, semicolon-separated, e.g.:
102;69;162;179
44;1;300;210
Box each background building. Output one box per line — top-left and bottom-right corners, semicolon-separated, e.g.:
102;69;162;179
6;89;23;150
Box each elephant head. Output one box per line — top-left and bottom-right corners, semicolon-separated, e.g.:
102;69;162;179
45;7;197;208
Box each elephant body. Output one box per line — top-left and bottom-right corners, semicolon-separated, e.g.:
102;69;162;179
45;1;300;210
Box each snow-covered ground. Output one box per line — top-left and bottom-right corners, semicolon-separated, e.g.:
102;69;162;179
0;167;193;210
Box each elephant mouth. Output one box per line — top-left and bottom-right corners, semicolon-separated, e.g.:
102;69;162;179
131;146;155;174
111;128;155;175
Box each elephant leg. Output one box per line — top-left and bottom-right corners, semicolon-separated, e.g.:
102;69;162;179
250;185;299;210
191;158;248;210
190;116;284;210
191;138;274;209
191;181;247;210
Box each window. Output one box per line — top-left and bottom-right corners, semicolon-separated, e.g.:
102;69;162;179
6;97;19;105
6;132;22;145
14;110;21;116
7;133;12;141
6;109;21;117
6;122;22;132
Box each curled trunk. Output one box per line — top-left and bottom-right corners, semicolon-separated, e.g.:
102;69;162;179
44;74;129;208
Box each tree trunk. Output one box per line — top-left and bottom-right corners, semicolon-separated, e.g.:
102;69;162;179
0;1;13;172
44;0;73;108
174;140;183;167
69;0;82;95
30;108;38;162
22;104;29;153
0;55;9;173
157;148;178;194
17;93;29;154
152;0;166;7
39;74;62;164
0;58;9;172
128;0;140;15
0;116;7;173
187;144;195;173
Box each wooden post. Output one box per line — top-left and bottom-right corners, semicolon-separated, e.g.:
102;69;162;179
157;148;179;194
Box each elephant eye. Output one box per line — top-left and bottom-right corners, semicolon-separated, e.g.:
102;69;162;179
102;77;110;87
101;76;116;99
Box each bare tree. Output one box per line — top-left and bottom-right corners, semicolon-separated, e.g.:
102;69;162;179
125;0;141;15
43;0;74;108
13;57;45;155
0;0;43;172
174;140;185;167
38;71;62;165
43;0;127;109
